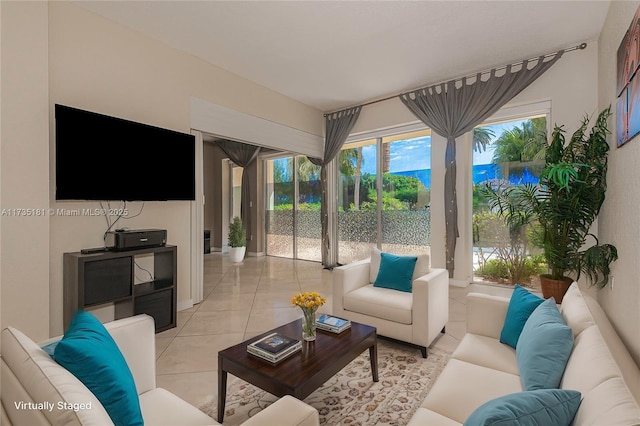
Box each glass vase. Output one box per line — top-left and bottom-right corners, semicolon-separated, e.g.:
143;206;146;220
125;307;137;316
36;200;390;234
301;308;317;341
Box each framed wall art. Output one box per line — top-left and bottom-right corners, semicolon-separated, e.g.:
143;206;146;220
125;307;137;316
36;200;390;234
617;5;640;147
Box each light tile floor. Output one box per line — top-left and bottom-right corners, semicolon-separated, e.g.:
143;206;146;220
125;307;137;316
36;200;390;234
154;253;517;411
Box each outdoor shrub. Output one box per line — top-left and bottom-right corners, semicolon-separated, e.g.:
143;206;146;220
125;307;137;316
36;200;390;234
476;256;547;284
477;259;509;280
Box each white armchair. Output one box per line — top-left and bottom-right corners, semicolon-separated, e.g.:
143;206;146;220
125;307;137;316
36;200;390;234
333;249;449;358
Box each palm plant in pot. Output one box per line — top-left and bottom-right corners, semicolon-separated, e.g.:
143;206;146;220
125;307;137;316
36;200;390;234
228;216;246;263
488;107;618;302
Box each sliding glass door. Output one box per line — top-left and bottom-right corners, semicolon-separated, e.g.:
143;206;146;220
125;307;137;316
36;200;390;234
337;139;378;264
265;156;322;261
380;132;431;256
338;130;432;265
295;156;322;262
265;158;294;258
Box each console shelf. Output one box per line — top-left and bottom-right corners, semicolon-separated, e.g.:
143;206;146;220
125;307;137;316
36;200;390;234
63;245;177;333
134;279;174;296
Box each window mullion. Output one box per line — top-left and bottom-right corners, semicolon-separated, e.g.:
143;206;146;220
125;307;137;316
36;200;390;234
376;137;383;249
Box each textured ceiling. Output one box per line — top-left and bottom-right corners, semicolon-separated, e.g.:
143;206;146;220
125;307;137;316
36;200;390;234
75;1;611;112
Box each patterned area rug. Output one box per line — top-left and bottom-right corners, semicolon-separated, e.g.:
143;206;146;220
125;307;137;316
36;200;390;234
200;339;451;425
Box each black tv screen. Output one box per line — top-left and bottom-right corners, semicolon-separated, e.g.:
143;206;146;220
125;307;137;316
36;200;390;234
55;104;196;201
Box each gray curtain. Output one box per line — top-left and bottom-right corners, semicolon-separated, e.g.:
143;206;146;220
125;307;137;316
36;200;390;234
216;139;261;246
400;51;564;277
310;106;362;268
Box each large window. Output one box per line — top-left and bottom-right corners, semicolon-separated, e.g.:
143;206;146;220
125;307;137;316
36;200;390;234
338;130;431;265
472;115;547;289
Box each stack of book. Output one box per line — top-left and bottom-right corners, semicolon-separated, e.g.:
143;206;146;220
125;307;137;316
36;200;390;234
316;314;351;334
247;332;302;364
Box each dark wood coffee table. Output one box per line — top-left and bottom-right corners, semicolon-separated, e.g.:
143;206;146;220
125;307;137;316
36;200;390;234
217;319;378;422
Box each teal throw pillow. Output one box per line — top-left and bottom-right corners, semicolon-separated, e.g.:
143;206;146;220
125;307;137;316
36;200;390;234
516;298;574;390
373;252;417;293
40;340;59;357
500;285;544;349
463;389;582;426
54;311;143;426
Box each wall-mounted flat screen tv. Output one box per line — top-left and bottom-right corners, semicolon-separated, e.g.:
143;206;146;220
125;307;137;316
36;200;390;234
55;104;196;201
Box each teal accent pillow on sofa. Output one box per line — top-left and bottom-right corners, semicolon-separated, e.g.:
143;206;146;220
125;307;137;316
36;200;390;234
54;311;143;426
500;285;544;349
373;252;417;292
516;298;574;390
40;340;59;357
464;389;582;426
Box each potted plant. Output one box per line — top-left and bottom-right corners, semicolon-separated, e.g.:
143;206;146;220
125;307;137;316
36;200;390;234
228;216;246;263
488;107;618;302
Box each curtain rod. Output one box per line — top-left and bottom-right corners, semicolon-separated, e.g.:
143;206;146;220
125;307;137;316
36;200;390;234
323;42;587;117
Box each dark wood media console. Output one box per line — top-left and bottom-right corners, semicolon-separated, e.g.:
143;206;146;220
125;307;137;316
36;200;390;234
63;245;177;333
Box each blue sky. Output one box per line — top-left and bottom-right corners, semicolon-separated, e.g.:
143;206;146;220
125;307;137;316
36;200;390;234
358;119;529;174
360;138;431;174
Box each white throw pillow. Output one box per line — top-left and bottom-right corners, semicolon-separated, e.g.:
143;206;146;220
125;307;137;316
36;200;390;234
369;247;430;284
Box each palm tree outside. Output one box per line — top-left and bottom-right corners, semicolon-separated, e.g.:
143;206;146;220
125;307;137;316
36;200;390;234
473;126;495;152
491;117;547;164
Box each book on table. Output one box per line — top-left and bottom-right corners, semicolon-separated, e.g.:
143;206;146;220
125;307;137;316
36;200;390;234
247;332;302;363
316;314;351;333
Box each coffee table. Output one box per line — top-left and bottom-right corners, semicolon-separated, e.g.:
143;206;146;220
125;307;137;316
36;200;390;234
217;319;378;423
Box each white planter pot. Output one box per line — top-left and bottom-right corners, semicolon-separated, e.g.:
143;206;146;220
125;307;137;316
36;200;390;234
229;246;246;263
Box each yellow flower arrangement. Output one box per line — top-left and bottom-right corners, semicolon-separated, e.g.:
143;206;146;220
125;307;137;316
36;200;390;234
291;292;327;310
292;292;326;341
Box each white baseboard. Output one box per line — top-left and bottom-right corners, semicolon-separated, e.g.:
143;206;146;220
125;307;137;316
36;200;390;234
177;299;194;311
449;279;470;288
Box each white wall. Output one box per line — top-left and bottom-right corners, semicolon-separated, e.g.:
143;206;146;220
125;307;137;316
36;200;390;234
0;1;50;342
597;0;640;367
350;41;599;285
41;2;322;336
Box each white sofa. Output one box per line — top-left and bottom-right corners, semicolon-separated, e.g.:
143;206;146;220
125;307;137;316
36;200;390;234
1;314;319;426
333;251;449;358
409;283;640;425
